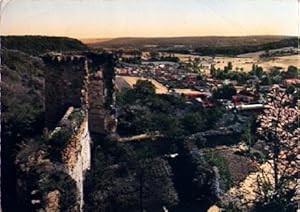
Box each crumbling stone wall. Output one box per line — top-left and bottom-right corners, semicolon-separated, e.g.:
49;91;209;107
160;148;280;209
43;52;117;134
40;52;117;211
61;113;91;210
52;107;91;211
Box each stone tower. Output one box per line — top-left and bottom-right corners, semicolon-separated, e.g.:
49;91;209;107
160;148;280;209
87;53;117;135
43;54;89;129
43;52;117;134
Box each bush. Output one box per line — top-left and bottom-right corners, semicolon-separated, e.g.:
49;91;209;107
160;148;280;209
213;84;237;100
47;128;73;162
39;171;78;211
204;150;233;191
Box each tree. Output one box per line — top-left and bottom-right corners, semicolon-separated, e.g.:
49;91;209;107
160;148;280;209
181;112;206;134
241;121;253;153
133;80;156;98
282;65;298;79
255;87;299;210
213;84;237;100
227;62;233;70
210;65;217;77
251;64;264;79
269;67;281;77
149;51;159;60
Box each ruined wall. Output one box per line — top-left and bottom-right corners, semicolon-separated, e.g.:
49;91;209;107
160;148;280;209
43;52;116;134
55;107;91;211
40;52;117;210
87;53;116;134
43;54;88;129
88;70;105;134
87;68;117;134
88;54;117;134
62;115;91;211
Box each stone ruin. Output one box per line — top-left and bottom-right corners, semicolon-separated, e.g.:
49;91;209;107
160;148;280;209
42;52;117;134
38;52;117;211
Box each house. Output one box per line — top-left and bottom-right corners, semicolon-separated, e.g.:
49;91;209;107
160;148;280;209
284;78;300;86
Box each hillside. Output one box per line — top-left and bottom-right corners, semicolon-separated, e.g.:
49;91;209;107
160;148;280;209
1;35;89;55
2;49;46;211
84;35;296;49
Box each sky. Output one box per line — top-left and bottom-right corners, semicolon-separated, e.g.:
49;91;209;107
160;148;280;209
0;0;299;39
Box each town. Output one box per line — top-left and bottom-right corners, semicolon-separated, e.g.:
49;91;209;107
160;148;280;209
115;50;299;111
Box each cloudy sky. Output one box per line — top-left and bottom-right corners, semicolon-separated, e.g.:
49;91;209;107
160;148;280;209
1;0;298;38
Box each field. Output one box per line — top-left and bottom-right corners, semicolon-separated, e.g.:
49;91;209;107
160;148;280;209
116;76;168;94
258;55;299;70
116;76;203;95
215;55;299;71
175;53;299;72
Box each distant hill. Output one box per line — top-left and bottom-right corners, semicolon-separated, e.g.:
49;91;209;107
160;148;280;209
84;35;296;49
2;35;89;55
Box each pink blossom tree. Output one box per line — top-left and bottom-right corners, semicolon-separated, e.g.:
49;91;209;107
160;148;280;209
256;86;299;209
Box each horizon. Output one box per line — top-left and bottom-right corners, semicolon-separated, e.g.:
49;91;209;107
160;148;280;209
79;34;297;40
2;34;297;41
1;0;298;39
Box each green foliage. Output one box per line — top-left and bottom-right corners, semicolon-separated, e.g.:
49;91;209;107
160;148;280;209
68;110;85;125
2;35;88;55
181;113;206;134
281;65;298;79
253;187;297;212
2;50;45;136
117;84;216;139
84;139;178;212
258;65;299;85
133;80;156;97
122;56;141;64
2;48;46;211
211;66;251;84
195;38;297;56
204;150;233;191
241;121;254;153
149;51;159;60
47;109;85;162
227;62;233;70
286;85;296;95
92;36;297;54
117;80;157;106
39;171;78;211
251;64;264;79
47;128;73;162
158;54;180;62
213;84;237;100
